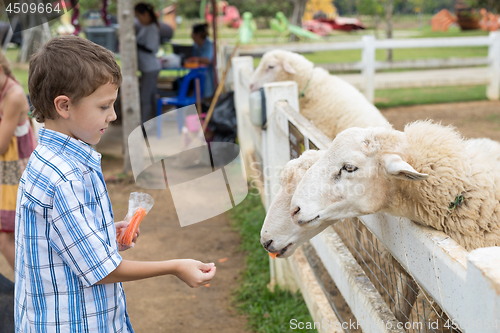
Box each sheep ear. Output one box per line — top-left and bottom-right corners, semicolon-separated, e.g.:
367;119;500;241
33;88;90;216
383;154;428;181
282;61;296;74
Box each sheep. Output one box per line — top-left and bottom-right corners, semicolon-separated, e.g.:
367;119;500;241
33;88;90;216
261;150;332;258
290;120;500;252
249;50;391;140
260;149;417;324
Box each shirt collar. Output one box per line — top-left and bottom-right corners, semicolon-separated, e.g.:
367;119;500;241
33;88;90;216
38;127;102;172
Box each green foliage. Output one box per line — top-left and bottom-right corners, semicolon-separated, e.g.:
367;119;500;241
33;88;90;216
466;0;500;13
228;191;315;333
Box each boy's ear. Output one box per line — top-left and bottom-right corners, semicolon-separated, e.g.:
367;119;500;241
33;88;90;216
54;96;70;119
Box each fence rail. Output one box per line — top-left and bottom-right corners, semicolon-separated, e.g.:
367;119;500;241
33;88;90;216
232;54;500;333
223;32;500;103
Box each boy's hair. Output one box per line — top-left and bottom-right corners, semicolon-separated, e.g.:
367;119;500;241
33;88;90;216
28;35;122;123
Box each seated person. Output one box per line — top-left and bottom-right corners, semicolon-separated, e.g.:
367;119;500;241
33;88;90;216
190;23;214;99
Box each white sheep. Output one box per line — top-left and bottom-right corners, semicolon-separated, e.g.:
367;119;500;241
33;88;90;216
291;120;500;251
249;50;391;139
260;149;417;324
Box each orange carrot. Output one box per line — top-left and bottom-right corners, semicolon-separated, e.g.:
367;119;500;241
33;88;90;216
117;207;147;246
268;252;277;260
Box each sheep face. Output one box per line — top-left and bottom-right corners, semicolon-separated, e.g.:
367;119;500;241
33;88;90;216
249;50;312;91
290;127;428;228
261;150;334;258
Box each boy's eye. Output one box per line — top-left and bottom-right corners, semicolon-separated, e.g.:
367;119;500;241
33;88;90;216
101;106;110;110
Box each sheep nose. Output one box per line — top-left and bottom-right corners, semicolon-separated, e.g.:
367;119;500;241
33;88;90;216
262;239;273;251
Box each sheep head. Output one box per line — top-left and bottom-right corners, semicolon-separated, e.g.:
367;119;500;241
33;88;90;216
249;50;314;92
260;149;335;258
290;127;428;228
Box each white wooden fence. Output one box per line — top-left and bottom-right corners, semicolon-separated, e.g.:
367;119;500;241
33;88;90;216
232;55;500;333
224;32;500;103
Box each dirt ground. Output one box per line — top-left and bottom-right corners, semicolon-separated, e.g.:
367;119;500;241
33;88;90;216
380;100;500;141
0;100;499;332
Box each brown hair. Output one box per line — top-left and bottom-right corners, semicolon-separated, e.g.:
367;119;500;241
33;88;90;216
28;35;122;123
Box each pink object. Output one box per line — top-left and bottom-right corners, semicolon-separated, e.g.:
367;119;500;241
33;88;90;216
185;114;201;132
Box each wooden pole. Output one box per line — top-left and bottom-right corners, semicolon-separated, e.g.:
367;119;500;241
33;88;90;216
211;0;219;87
195;77;202;115
117;0;142;174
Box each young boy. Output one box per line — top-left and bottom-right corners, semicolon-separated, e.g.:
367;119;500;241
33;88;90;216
15;35;216;332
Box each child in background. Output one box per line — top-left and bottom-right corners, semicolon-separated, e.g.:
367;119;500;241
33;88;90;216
16;36;215;332
0;51;35;270
190;23;215;99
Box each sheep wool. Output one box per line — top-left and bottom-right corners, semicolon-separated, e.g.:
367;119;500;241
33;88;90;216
249;50;391;139
375;121;500;251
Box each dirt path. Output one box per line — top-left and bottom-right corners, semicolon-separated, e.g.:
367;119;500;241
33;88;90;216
100;158;249;333
380;100;500;140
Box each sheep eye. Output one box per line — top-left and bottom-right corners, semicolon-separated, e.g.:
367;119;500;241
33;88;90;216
267;65;275;69
342;164;358;173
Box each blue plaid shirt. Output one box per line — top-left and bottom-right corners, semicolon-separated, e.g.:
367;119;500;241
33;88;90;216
15;128;134;332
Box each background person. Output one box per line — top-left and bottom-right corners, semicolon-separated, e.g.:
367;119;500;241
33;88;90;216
0;51;35;270
190;23;215;99
135;2;161;124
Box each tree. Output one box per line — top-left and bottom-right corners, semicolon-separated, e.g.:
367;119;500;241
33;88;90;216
289;0;308;41
357;0;384;38
117;0;142;174
466;0;500;13
357;0;399;61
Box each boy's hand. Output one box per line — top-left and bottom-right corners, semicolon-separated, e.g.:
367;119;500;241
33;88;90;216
115;221;140;251
174;259;216;288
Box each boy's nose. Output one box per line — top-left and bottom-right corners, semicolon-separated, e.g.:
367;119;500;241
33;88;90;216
110;109;117;122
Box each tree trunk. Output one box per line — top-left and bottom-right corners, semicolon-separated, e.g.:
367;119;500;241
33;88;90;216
117;0;142;174
289;0;307;42
384;0;394;62
374;14;380;39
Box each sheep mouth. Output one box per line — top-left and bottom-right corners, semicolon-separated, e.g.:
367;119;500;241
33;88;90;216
298;215;320;226
276;243;293;258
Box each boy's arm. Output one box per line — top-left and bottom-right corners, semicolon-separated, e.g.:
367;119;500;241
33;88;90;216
97;259;216;288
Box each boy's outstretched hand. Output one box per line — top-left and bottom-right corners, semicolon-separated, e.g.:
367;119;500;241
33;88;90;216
174;259;216;288
115;221;140;251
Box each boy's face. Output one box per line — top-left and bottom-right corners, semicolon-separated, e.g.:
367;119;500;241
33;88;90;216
66;83;118;145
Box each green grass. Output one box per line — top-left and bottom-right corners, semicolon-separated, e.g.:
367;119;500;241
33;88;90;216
228;191;315;333
375;85;487;109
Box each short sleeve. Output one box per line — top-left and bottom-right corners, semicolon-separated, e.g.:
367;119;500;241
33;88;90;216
202;41;214;62
49;180;122;287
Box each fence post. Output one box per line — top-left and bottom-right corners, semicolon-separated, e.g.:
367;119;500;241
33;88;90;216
263;81;300;293
487;31;500;101
361;35;376;103
464;247;500;332
232;56;254;179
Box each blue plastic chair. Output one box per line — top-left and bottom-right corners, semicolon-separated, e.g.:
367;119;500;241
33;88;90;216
156;68;206;138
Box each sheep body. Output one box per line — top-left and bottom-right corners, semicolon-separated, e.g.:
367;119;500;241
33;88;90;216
249;50;391;139
292;121;500;251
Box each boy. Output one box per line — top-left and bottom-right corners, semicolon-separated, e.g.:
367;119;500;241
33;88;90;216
15;36;216;332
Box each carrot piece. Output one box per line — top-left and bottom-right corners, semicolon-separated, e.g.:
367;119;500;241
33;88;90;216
117;207;147;246
268;252;277;260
